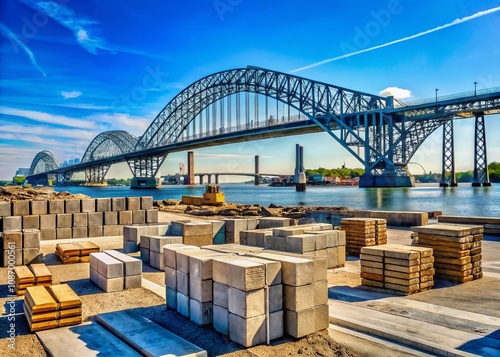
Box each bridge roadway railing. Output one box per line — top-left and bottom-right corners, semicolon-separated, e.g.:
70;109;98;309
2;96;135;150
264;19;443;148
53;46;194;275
400;86;500;107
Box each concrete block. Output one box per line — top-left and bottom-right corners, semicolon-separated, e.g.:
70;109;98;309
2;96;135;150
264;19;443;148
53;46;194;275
80;199;96;213
103;211;118;225
65;200;81;213
213;232;225;244
183;234;213;247
270;310;284;340
285;308;315;338
132;210;146;224
185;222;213;236
166;287;177;309
314;304;329;331
338;230;346;246
146;209;158;223
40;229;57;241
57;213;72;228
126;197;140;211
213;305;229;335
140;247;150;263
228;287;265;318
312;257;328;282
314;280;328;306
190;252;227;280
229;313;266;347
156;224;170;235
88;225;103;237
163;244;199;269
190;277;213;302
123;225;149;243
3;216;22;231
228;260;265;291
39;214;56;230
141;196;153;210
150;251;164;270
270;284;283;312
72;226;88;239
150;236;183;253
175;246;203;272
0;201;11;216
247;257;281;286
96;198;111;212
48;200;64;214
111;197;126;212
213;282;229;308
93;252;124;278
264;236;286;251
222;218;247;233
22;229;40;248
23;248;40;265
213;256;241;285
140;235;150;249
57;228;72;239
176;292;189;317
90;266;99;283
119;211;133;225
2;230;22;249
3;249;23;266
30;200;47;215
257;253;314;287
103;225;121;236
97;272;124;292
189;299;213;326
88;212;103;226
209;220;225;235
258;217;293;229
104;249;142;276
12;201;29;216
338;245;346;266
285;234;316;253
165;267;176;289
124;274;142;289
284;284;314;311
72;213;88;227
176;270;189;295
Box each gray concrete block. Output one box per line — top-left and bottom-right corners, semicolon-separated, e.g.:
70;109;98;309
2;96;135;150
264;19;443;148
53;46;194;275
190;277;213;302
146;209;158;223
170;220;192;236
156;224;170;235
176;270;189;295
104;211;118;225
149;251;164;270
73;212;88;227
2;230;22;249
103;225;121;236
228;260;265;291
40;229;56;241
30;200;47;215
223;219;248;233
285;308;315;338
90;264;99;280
228;287;265;318
65;199;81;213
88;212;103;226
285;234;316;253
0;201;11;217
140;235;150;249
93;252;124;278
229;313;266;348
176;292;189;317
270;284;283;312
88;225;103;237
189;252;227;280
39;214;56;230
119;211;133;225
12;200;29;216
126;197;140;211
314;304;329;331
284;284;314;312
104;249;142;276
165;267;176;289
57;213;72;228
23;248;40;265
3;249;23;266
123;225;150;243
166;287;177;310
212;256;240;285
80;199;96;213
97;272;124;292
257;253;314;287
57;228;72;239
3;216;22;231
141;196;153;210
213;305;229;335
22;229;40;248
175;246;203;272
184;222;212;236
258;217;293;229
132;210;146;224
48;200;64;214
163;244;195;269
96;198;111;212
150;236;183;253
189;299;213;326
213;281;229;308
246;257;282;286
72;226;88;239
264;235;286;251
270;310;284;340
112;197;126;212
140;247;150;263
124;274;142;289
314;280;328;306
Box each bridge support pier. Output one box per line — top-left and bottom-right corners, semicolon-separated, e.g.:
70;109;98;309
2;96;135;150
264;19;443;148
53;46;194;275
208;175;212;184
255;155;260;186
359;172;415;188
186;151;195;185
294;144;306;192
199;175;204;185
439;119;457;187
472;113;491;187
215;175;219;184
84;165;110;186
128;154;165;189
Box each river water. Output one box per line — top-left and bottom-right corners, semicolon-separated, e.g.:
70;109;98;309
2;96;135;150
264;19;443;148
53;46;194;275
57;183;500;217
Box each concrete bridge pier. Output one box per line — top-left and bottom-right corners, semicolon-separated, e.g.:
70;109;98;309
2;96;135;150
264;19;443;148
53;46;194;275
254;155;260;185
295;144;306;192
199;175;204;185
215;175;219;184
186;151;195;185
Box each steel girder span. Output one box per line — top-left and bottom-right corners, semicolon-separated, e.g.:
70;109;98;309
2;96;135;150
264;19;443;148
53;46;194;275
81;130;138;184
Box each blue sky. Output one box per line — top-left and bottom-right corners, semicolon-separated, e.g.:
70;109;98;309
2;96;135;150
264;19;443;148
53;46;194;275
1;0;499;181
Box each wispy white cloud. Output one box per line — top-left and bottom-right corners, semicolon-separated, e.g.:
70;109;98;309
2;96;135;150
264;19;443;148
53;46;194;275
94;113;152;135
0;22;46;76
379;87;412;99
291;6;500;72
0;122;95;140
61;90;82;99
0;106;97;129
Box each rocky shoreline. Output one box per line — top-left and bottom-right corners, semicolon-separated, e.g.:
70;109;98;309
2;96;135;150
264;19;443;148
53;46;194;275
0;186;89;201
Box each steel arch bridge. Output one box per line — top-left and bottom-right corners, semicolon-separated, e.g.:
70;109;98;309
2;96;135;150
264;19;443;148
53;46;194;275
27;150;59;186
25;66;500;188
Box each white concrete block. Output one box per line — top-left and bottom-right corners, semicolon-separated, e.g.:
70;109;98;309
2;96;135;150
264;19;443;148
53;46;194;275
228;260;265;291
284;284;314;312
228;287;265;318
229;313;266;347
122;240;139;253
212;256;241;285
189;277;213;302
213;305;229;335
285;234;316;253
89;266;98;284
97;272;124;293
213;282;229;308
93;252;123;279
246;257;281;286
165;266;177;289
285;308;315;338
104;249;142;276
163;244;200;269
150;236;183;253
269;284;283;313
189;299;213;326
176;270;189;295
256;253;314;287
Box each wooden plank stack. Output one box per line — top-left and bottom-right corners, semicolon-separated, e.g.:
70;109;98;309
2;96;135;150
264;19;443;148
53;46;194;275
23;284;82;332
341;218;387;255
56;242;100;264
411;223;483;283
360;244;434;295
14;266;34;296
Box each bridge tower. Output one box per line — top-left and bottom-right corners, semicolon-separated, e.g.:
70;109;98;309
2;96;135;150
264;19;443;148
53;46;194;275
294;144;306;192
472;113;491;187
84;165;110;186
439;119;457;187
254;155;260;186
128;155;165;189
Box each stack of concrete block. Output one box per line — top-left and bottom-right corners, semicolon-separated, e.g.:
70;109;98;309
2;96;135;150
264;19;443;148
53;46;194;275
104;250;142;289
411;224;483;282
360;244;434;295
222;218;258;244
1;229;41;266
171;221;214;246
240;228;273;247
122;223;169;253
56;242;100;264
258;217;294;229
303;229;346;268
341;218;386;255
89;250;142;292
206;219;226;244
143;235;183;270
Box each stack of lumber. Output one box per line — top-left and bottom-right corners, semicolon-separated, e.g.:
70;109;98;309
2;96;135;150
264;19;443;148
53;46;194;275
23;284;82;331
411;223;483;283
360;244;434;295
340;218;379;255
28;263;53;287
56;242;100;264
373;218;388;245
14;266;35;296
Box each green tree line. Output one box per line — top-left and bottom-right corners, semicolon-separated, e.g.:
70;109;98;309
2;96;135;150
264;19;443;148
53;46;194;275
306;167;364;178
414;162;500;183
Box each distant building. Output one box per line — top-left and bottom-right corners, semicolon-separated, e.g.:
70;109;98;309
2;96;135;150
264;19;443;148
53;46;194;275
16;168;29;176
60;158;81;167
